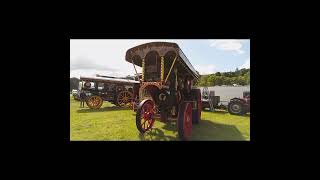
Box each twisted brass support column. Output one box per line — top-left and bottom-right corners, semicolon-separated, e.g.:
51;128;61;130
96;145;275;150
142;58;145;82
161;56;164;82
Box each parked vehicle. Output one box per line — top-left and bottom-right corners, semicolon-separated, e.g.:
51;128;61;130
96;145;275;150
126;42;201;140
79;75;140;109
228;91;250;115
201;87;221;111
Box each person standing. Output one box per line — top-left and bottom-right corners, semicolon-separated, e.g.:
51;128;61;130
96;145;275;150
80;92;86;108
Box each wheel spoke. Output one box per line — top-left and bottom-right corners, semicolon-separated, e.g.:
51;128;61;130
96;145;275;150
147;119;152;128
142;120;147;127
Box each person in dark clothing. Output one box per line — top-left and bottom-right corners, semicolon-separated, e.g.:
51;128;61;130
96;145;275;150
80;92;86;108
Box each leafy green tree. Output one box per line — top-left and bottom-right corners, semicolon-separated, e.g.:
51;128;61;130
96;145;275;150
236;76;246;85
240;68;249;76
244;71;250;85
195;68;250;86
215;76;223;86
207;74;216;86
197;75;209;86
224;77;232;85
222;72;229;77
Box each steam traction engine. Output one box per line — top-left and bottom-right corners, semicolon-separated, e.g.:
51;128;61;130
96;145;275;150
79;75;140;109
125;42;201;140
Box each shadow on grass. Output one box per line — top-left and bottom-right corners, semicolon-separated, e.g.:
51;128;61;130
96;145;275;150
139;128;178;141
138;119;246;141
77;106;131;113
191;119;246;141
162;121;176;131
203;109;250;117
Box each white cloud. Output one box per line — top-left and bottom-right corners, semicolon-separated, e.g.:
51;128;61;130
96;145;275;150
209;40;245;54
70;57;118;71
194;64;217;75
70;39;184;78
239;58;250;69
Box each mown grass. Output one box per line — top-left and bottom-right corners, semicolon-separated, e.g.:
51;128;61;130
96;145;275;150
70;96;250;141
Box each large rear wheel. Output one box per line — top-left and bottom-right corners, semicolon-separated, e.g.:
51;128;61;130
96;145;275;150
177;102;193;140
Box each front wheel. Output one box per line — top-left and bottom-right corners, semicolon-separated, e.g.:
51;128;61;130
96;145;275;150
136;99;156;133
177;102;193;140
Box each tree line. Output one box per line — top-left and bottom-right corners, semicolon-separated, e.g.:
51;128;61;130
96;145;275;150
70;68;250;91
195;68;250;87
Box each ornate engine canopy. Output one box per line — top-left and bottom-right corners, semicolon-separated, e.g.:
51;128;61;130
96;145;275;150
125;42;200;81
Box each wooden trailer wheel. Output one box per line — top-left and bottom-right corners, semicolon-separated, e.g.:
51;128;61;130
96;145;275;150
177;102;193;140
86;95;103;109
117;91;133;107
136;99;156;133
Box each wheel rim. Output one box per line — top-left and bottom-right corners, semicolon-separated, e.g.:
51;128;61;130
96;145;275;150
117;91;133;107
139;101;155;132
86;95;103;109
231;104;241;113
184;103;192;138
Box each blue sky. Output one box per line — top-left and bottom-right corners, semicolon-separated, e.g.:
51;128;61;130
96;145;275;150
178;40;250;74
70;39;250;78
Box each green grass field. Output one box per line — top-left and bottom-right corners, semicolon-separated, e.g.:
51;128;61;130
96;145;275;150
70;96;250;141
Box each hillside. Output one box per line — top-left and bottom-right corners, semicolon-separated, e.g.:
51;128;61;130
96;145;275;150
196;68;250;86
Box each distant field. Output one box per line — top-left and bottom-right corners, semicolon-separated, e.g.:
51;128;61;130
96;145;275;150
70;97;250;141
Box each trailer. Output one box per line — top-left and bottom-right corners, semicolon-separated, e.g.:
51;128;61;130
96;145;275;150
200;86;250;115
